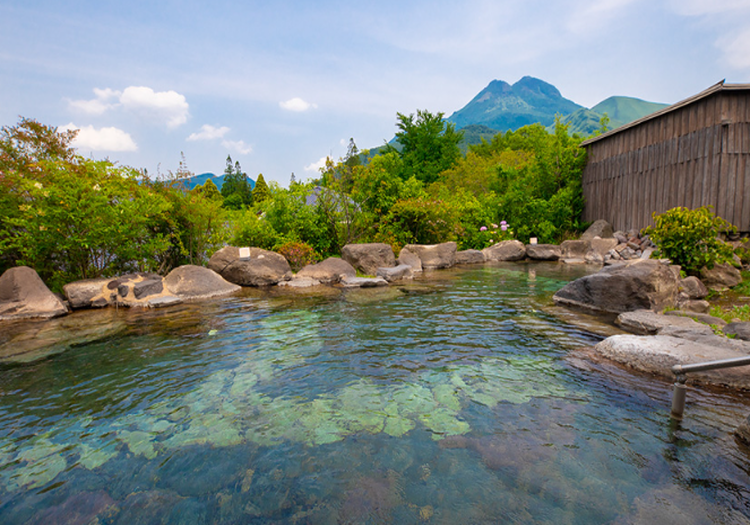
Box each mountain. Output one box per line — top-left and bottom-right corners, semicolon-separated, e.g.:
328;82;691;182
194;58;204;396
179;172;256;191
558;96;669;135
447;76;583;131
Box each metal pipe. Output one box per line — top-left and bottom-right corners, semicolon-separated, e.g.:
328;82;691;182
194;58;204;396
670;355;750;420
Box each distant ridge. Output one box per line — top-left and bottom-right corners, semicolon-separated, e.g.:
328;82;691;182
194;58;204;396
178;172;256;191
558;96;669;135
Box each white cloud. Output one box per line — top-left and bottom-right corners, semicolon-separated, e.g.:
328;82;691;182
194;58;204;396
68;86;189;128
68;88;121;115
120;86;189;128
669;0;750;16
187;124;231;141
304;156;330;172
280;97;318;112
719;27;750;68
222;139;252;155
60;123;137;152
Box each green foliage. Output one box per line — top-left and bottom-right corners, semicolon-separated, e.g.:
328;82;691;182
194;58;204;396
386;109;463;184
643;206;736;274
380;196;460;246
273;240;319;272
220;155;252;209
252;173;270;203
231;210;279;250
709;304;750;324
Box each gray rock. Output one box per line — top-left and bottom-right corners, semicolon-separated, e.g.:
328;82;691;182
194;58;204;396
340;276;389;288
560;240;591;263
145;295;183;308
615;310;712;335
0;266;68;320
525;244;561;261
376;264;414;282
397;248;422;273
675;299;711;314
482;240;526;262
164;265;241;299
403;242;457;269
63;277;113;309
553;259;679;314
581;219;614;240
724;322;750;341
341;243;396;276
640;247;656;259
679;276;709;299
614;231;629;244
700;263;742;291
208;246;292;286
455;249;485;265
590;237;618;256
297;257;356;284
133;278;164;299
584;250;604;265
593;334;750;390
277;276;322;288
664;309;726;327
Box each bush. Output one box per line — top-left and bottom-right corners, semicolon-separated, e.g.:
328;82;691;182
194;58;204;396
643;206;736;274
273;241;319;272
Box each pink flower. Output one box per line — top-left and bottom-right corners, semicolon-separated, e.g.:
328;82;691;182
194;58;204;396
501;225;508;231
480;226;488;231
491;223;498;229
500;220;507;226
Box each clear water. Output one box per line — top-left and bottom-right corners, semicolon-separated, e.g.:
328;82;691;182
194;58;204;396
1;263;749;524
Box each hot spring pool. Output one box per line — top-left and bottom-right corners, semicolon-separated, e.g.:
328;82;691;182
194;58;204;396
0;262;749;524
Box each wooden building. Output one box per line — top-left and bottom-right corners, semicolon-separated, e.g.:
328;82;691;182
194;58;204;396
580;80;750;232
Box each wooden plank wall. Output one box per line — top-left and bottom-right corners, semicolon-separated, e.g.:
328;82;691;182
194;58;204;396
582;91;750;232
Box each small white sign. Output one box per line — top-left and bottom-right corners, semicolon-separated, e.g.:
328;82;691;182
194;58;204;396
530;237;538;245
239;247;251;259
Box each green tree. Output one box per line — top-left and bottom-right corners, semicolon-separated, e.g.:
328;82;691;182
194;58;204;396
252;173;270;203
386;109;464;184
220;155;252;209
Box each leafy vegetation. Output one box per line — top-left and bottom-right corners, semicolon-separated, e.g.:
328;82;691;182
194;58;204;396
1;110;592;289
643;206;736;274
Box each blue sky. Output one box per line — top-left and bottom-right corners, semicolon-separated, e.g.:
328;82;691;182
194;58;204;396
2;0;749;186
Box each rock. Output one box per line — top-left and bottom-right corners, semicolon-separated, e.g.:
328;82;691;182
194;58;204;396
277;276;322;288
589;237;618;256
111;274;182;308
297;257;356;284
27;490;116;525
164;265;241;299
614;231;629;244
736;416;750;446
581;219;614;240
340;276;389;288
402;242;457;269
553;259;679;314
341;243;396;276
376;264;414;282
482;240;525;262
455;249;485;264
63;277;113;309
679;276;709;299
133;278;164;299
593;334;750;390
584;250;604;265
0;266;68;320
664;309;726;327
525;244;561;261
615;310;713;335
560;240;591;263
397;248;422;273
700;263;742;291
675;299;711;314
208;246;292;287
145;296;183;308
640;247;656;259
724;322;750;341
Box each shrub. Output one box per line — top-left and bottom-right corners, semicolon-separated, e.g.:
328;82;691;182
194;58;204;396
273;240;319;272
643;206;736;274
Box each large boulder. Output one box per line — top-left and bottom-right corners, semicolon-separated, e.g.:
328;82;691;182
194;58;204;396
482;240;526;262
580;220;614;240
297;257;356;284
63;277;114;309
402;242;457;269
525;244;561;261
341;243;396;276
614;310;713;336
164;265;241;299
208;246;292;287
109;273;182;308
679;276;709;299
589;238;618;257
553;259;679;314
397;248;422;273
700;263;742;291
724;322;750;341
455;249;485;265
0;266;68;320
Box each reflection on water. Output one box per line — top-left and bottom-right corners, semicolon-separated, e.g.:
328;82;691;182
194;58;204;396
0;262;749;524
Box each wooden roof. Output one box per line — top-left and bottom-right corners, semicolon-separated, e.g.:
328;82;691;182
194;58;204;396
580;80;750;147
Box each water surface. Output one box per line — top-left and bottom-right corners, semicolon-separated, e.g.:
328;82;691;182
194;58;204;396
1;262;749;524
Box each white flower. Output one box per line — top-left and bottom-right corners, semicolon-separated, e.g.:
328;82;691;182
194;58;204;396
34;182;43;189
